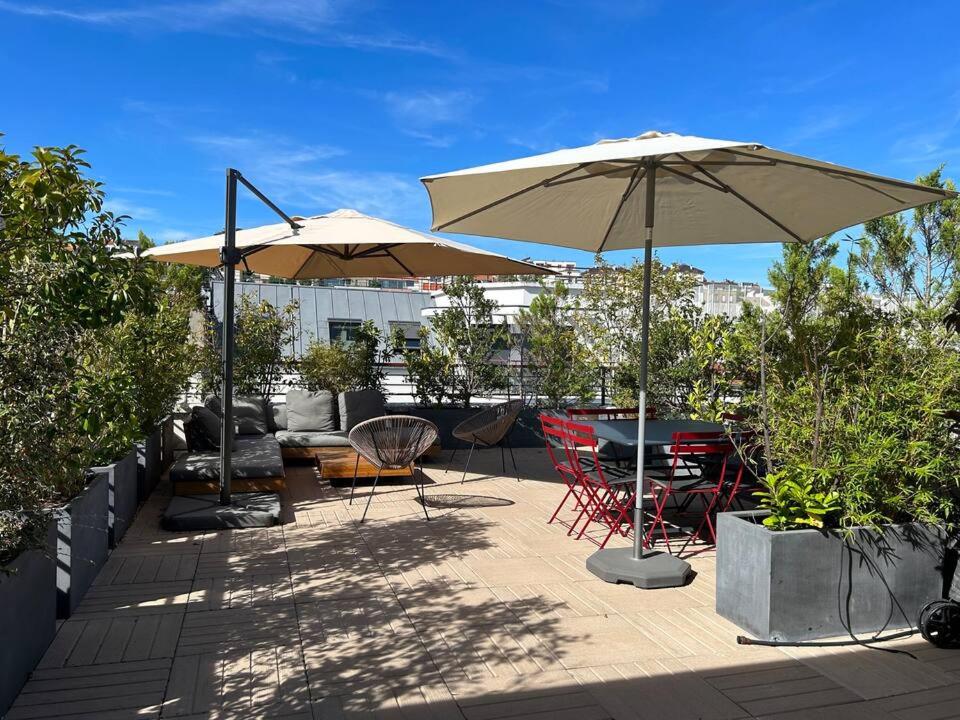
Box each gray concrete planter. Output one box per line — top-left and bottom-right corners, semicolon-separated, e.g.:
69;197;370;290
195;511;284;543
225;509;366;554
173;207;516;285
93;446;139;548
0;522;56;717
160;414;178;469
136;426;162;501
716;510;945;642
56;472;109;618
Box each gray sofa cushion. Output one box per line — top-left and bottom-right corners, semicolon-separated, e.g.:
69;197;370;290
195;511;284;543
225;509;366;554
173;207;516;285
170;435;284;483
188;406;221;450
286;389;336;432
275;430;351;448
338;389;385;432
268;402;287;432
204;395;269;435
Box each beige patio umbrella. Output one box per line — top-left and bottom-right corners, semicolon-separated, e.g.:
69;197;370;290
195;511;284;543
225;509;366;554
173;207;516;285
144;207;548;279
143;169;550;528
421;130;956;588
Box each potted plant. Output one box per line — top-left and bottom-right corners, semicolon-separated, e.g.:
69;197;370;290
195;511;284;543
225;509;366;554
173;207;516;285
715;236;960;641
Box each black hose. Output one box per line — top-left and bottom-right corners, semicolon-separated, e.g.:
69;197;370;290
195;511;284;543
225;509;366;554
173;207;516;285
736;628;916;648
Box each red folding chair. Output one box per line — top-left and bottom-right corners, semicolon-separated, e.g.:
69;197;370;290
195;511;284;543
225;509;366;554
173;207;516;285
645;431;733;555
541;414;588;532
564;419;640;549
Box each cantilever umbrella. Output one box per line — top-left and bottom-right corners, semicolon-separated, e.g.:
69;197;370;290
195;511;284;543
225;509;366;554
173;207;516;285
144;169;550;529
421;130;956;588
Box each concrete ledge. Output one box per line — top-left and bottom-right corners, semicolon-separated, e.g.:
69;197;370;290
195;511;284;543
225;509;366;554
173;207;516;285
161;493;281;531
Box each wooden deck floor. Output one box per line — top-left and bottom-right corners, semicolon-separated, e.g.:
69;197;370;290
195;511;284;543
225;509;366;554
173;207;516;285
9;448;960;719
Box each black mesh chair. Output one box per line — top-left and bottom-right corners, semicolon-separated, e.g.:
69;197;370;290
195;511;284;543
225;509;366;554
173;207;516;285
445;399;524;483
348;415;438;523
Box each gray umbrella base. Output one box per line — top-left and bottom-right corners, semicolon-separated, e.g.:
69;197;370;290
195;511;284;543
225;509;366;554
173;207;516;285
587;546;692;589
162;493;281;531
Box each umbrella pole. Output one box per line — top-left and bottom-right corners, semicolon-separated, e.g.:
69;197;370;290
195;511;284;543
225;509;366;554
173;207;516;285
218;168;239;505
586;160;692;588
633;193;653;559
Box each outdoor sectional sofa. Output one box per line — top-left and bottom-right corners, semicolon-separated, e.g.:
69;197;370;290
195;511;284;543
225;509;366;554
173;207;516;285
170;388;385;494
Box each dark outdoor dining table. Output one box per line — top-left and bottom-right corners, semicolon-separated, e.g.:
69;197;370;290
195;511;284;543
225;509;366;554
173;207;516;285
579;419;724;448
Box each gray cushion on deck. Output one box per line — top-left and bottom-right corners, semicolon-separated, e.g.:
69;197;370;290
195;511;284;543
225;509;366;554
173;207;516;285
286;389;336;432
338;389;385;432
275;430;351;448
170;435;284;482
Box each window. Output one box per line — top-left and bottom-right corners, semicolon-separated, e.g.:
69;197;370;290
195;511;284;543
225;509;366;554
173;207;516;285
390;321;421;350
329;320;361;344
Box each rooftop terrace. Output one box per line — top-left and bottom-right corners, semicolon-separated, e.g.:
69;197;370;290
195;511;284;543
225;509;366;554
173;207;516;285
9;449;960;719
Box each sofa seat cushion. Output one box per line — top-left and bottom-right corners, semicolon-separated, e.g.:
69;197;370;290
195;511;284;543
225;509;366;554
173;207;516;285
275;430;351;448
170;435;284;483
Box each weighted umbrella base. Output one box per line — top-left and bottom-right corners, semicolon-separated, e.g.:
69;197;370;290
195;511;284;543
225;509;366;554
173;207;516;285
162;493;281;531
587;547;692;589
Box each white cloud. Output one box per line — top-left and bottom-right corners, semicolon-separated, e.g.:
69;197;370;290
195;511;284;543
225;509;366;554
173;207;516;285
104;198;161;222
0;0;448;55
156;228;193;242
190;132;423;222
380;90;477;147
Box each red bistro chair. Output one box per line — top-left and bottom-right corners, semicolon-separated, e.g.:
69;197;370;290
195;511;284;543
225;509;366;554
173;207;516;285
564;419;640;549
645;431;733;555
540;414;588;532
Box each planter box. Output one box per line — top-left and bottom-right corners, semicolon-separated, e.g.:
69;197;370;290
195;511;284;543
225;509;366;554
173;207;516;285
716;510;945;642
56;472;109;618
0;522;56;717
160;414;178;469
93;447;139;548
136;426;162;501
391;405;546;449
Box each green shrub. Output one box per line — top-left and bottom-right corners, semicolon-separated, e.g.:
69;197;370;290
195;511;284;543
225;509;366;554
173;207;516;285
301;320;386;395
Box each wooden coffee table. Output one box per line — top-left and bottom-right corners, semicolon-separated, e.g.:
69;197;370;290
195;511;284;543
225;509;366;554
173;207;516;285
314;448;413;484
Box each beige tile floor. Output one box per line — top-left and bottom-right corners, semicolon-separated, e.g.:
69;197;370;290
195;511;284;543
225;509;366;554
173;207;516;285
9;448;960;719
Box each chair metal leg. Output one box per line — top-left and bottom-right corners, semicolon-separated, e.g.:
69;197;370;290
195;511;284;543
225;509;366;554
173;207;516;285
415;461;430;521
460;441;476;484
349;453;361;505
445;444;459;474
506;435;519;481
360;467;382;523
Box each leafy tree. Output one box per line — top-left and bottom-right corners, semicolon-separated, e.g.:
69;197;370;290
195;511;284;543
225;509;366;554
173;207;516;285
514;282;596;408
199;294;299;398
301;320;386;395
428;277;507;407
393;326;454;406
856;166;959;327
573;255;700;413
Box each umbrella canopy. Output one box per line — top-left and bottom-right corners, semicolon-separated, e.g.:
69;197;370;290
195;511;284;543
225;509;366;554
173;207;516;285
420;130;957;587
422;130;954;249
143;208;551;279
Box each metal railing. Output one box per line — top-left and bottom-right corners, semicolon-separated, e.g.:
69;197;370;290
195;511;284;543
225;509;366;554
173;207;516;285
183;362;617;407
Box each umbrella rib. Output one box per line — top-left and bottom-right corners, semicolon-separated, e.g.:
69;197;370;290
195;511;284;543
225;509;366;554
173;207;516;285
434;163;591;231
544;163;645;187
719;148;955;197
659;165;728;192
680;156;804;242
385;249;416;277
597;166;646;253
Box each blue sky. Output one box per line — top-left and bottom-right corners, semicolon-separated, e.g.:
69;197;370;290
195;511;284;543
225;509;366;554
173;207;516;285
2;0;958;284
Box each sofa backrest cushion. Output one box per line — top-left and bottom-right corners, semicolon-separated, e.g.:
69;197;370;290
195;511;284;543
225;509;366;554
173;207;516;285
188;406;221;451
204;395;268;436
268;401;287;432
286;389;336;432
338;389;385;432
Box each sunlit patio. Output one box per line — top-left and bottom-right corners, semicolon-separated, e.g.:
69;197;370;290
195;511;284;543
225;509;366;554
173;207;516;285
9;449;960;720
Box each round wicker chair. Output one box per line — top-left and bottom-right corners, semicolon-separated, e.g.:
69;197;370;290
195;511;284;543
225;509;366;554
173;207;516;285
446;399;524;483
348;415;439;522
